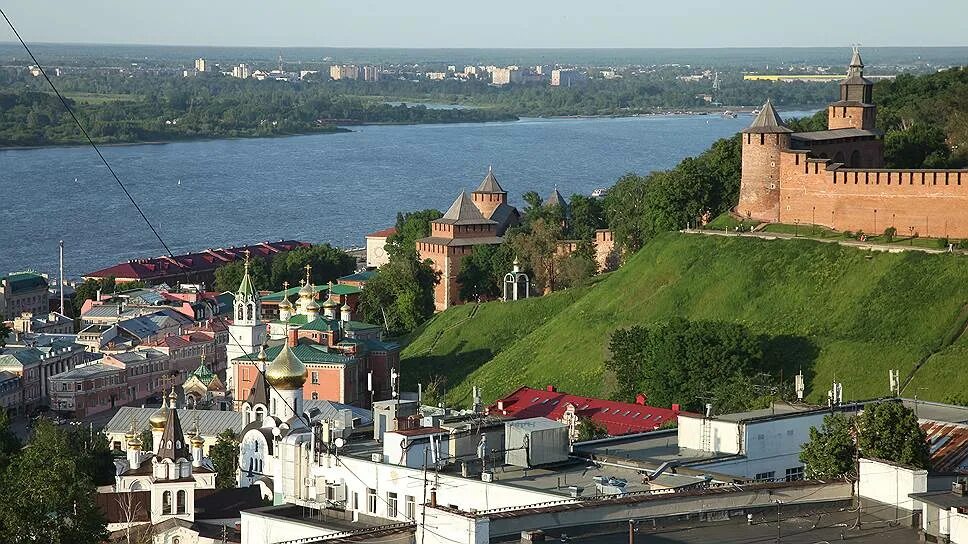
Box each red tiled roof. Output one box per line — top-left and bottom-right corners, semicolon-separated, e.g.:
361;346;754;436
366;227;397;238
486;386;692;436
84;240;310;281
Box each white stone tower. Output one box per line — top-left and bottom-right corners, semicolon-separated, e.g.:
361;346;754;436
227;251;267;391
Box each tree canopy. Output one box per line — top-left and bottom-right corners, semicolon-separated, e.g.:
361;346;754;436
857;402;930;469
358;253;439;336
210;429;241;489
799;412;856;479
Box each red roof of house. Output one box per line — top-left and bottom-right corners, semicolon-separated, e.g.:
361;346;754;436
366;227;397;239
486;386;691;436
84;240;311;281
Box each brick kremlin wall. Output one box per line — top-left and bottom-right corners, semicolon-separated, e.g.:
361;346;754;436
777;150;968;238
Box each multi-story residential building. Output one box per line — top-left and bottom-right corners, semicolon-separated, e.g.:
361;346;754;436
551;68;588;87
0;271;49;319
48;361;122;417
0;336;90;410
10;311;73;335
364;227;396;268
100;349;171;405
232;63;250;79
491;66;522;85
79;285;231;326
76;309;193;353
362;65;380;82
141;330;222;381
194;58;207;72
329;64;361;80
0;371;21;415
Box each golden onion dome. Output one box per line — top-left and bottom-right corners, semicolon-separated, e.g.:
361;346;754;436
149;403;169;430
298;283;314;298
265;345;307;389
190;433;205;447
322;297;338;309
278;297;293;310
128;435;143;449
306;299;320;311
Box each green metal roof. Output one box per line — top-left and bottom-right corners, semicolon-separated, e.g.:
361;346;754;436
301;317;341;332
362;339;400;352
235;342;355;365
339;270;377;283
262;286;302;303
329;284;362;296
2;272;48;293
344;321;382;332
188;362;216;385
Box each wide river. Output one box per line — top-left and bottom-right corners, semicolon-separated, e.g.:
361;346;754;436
0;111;814;279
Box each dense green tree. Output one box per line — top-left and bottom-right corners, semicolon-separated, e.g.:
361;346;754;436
457;245;506;302
64;426;117;487
510;218;563;293
567;194;607;241
605;318;766;412
799;412;856;479
210;429;240;489
603;173;651;255
358;254;439;336
214;257;270;293
0;408;20;471
0;317;11;349
857;402;930;469
73;277;116;308
884;124;951;168
0;421;107;544
269;245;356;289
555;242;598;289
385;209;443;260
575;417;609;442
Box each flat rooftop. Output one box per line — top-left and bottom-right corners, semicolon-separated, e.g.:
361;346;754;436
903;398;968;424
493;508;920;543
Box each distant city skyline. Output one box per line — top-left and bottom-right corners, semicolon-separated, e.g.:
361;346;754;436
2;0;967;49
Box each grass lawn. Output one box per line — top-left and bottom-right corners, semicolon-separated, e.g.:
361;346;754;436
401;233;968;407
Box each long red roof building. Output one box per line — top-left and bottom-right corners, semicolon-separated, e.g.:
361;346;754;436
487;385;691;436
83;240;310;284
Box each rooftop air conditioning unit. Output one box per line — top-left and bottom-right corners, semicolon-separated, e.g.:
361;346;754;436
481;471;494;482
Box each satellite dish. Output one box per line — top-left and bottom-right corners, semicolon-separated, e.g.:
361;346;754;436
334;437;346;448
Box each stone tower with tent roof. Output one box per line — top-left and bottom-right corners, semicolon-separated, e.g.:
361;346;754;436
736;99;792;222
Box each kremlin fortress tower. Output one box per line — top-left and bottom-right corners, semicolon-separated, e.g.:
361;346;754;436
737;48;968;238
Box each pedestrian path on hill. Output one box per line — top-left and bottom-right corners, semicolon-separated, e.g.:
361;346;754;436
683;228;967;256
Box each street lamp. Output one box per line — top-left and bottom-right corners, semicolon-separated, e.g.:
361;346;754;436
873;209;877;236
794;219;799;238
812;206;816;236
909;226;915;246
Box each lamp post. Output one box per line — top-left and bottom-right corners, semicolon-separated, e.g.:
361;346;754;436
812;206;816;236
794;219;799;238
909;226;915;246
873;209;877;236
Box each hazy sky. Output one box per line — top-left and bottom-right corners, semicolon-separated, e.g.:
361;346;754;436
2;0;966;49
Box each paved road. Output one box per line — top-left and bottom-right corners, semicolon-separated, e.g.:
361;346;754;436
683;228;966;256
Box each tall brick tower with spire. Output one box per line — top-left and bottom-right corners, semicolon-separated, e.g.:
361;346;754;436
828;46;876;130
736;99;792;222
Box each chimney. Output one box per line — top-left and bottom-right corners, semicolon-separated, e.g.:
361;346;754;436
546;385;556;392
497;400;505;411
635;393;646;406
288;328;299;347
672;403;681;415
429;487;437;508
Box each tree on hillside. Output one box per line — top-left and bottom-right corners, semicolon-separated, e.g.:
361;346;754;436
210;429;240;489
385;209;442;260
457;244;514;302
555;242;598;289
510;218;563;294
603;173;651;255
269;245;356;289
605;318;767;412
567;194;607;241
884;124;951;168
857;402;930;469
0;421;107;544
799;412;856;479
214;257;270;293
358;254;439;336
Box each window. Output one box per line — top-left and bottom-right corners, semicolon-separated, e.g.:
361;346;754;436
405;495;415;519
352;491;359;511
162;491;173;514
311;392;319;400
785;467;804;482
754;471;775;482
366;488;377;514
387;492;398;517
176;489;187;514
311;371;319;384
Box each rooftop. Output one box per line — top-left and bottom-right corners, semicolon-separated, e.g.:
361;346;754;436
50;362;119;380
910;489;968;510
104;406;245;437
434;191;495;226
338;270;377;283
791;128;882;141
1;271;48;293
365;227;397;239
742;99;793;134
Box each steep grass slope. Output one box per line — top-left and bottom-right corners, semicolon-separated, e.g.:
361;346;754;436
401;233;968;407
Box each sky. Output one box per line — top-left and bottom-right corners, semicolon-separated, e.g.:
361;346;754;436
1;0;967;49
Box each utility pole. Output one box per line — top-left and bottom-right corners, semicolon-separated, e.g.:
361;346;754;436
59;240;65;315
420;447;428;544
776;500;781;543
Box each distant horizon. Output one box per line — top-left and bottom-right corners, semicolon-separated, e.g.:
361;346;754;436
2;41;968;51
2;0;967;49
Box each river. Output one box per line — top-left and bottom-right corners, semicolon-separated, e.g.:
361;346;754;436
0;111;815;279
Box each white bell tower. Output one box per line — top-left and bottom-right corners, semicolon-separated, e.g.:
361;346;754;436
227;251;267;391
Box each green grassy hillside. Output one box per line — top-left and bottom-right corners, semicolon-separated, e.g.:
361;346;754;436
401;233;968;407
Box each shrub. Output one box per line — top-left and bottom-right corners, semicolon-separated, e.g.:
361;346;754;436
843;230;854;239
883;227;897;242
937;237;950;249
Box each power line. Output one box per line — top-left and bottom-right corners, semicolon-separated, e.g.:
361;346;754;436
0;7;174;258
